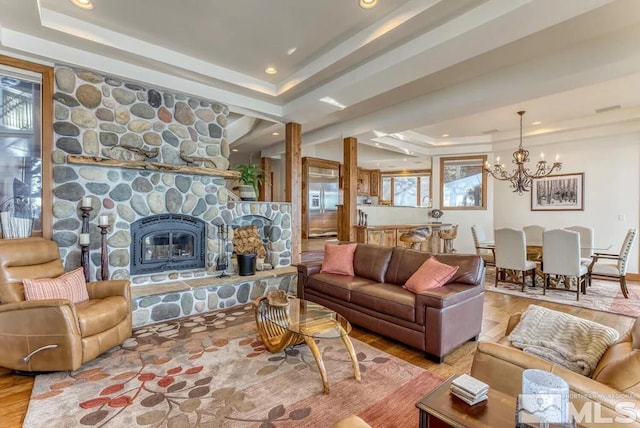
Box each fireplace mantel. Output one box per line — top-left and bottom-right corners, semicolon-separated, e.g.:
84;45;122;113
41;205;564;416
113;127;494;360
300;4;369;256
67;155;241;179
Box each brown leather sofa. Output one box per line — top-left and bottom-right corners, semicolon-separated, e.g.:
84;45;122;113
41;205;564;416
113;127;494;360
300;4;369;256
0;237;131;372
297;244;485;362
471;312;640;427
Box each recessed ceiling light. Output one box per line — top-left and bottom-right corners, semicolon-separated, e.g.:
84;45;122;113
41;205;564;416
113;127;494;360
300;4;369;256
264;66;277;75
359;0;377;9
531;121;542;125
272;131;280;136
70;0;93;9
441;133;449;137
231;149;238;152
287;48;297;56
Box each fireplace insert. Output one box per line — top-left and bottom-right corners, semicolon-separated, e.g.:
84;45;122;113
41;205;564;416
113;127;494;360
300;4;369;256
130;214;206;275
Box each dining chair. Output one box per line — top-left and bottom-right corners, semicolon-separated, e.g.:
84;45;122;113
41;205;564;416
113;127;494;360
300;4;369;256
565;225;595;266
471;225;494;266
542;229;588;300
523;225;546;247
494;228;536;291
588;228;637;298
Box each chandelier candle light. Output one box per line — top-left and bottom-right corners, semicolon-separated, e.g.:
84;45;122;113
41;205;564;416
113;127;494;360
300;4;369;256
484;111;562;194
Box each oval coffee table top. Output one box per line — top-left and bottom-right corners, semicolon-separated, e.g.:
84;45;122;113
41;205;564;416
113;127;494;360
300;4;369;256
256;296;352;339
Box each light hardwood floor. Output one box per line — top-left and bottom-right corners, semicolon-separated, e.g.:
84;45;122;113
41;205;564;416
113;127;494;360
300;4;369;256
0;290;634;427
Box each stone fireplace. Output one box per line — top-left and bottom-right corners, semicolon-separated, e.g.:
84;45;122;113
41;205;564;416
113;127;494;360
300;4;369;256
50;66;293;295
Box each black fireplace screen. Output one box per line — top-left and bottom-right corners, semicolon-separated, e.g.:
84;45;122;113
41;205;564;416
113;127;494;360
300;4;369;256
130;214;206;275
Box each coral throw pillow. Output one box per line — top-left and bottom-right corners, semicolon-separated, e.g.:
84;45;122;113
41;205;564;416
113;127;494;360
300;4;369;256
403;257;459;293
320;243;357;276
23;267;89;304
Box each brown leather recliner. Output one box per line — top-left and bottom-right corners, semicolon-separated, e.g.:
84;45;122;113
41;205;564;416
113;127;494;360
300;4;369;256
0;237;131;372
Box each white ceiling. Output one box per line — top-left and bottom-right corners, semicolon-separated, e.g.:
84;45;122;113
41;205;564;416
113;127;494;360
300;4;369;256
1;0;640;170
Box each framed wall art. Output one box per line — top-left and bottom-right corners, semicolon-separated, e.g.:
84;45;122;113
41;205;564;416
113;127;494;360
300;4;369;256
531;172;584;211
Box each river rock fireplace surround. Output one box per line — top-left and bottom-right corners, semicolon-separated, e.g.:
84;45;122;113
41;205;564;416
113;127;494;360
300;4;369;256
50;66;293;289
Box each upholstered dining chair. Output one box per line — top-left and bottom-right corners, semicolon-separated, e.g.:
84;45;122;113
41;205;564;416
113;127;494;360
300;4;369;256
565;225;595;266
494;228;536;291
0;237;132;372
471;225;494;266
542;229;588;300
588;228;637;298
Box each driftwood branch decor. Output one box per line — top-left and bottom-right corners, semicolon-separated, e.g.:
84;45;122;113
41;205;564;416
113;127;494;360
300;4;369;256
66;155;240;179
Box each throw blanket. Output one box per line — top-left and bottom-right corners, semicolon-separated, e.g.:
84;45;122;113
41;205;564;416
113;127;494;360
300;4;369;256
508;305;620;376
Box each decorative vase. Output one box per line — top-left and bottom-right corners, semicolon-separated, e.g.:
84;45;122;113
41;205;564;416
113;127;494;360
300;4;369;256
238;185;257;201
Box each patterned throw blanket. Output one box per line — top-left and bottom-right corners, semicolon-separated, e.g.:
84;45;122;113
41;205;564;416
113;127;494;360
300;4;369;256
508;305;620;376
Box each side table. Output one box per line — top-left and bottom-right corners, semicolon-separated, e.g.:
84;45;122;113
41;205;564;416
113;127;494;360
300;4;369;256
416;375;516;428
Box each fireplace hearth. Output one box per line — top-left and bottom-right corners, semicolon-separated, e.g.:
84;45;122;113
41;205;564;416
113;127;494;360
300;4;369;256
130;214;206;275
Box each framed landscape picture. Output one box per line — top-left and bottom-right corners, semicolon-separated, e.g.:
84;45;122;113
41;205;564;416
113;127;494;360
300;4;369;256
531;173;584;211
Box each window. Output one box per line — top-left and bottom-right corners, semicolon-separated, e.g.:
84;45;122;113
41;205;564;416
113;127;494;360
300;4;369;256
381;171;431;207
440;155;487;209
0;56;53;238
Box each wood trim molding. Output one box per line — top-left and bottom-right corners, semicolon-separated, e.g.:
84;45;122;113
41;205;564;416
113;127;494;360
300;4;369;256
67;155;241;178
285;122;302;264
259;157;272;201
628;273;640;281
0;55;53;239
342;137;357;242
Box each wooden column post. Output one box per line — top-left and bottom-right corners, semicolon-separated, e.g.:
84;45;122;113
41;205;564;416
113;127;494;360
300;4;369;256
285;122;302;264
259;157;272;202
342;137;358;242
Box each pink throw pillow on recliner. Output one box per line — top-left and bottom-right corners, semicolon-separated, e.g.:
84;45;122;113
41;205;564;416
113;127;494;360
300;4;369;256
23;267;89;304
403;257;459;293
320;243;357;276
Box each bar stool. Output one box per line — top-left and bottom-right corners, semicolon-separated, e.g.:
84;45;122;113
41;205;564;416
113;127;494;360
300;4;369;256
399;229;429;250
439;224;458;253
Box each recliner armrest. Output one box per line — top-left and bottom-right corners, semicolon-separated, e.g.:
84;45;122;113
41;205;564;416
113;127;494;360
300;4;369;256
86;279;130;301
0;299;81;336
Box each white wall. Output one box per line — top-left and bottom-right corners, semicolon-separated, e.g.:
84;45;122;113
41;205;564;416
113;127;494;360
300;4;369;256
493;134;640;272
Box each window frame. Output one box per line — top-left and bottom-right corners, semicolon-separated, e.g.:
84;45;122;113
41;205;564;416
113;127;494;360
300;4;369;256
0;55;53;238
381;169;432;207
439;155;487;210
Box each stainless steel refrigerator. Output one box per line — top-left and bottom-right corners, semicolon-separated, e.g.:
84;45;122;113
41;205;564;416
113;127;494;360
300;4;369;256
308;166;339;237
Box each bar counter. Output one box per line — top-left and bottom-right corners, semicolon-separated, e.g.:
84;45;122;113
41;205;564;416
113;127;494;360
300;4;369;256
354;223;452;253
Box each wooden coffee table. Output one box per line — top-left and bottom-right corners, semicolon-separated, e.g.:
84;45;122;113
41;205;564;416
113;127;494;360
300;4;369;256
253;295;361;394
416;375;516;427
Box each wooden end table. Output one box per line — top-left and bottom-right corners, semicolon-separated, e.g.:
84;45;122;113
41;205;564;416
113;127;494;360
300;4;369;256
416;375;516;428
253;295;361;394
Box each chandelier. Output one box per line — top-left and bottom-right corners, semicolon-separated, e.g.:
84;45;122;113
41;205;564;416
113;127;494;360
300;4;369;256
484;111;561;194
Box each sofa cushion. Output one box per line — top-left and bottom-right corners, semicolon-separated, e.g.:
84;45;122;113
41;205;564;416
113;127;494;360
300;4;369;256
320;243;357;276
351;283;415;322
23;267;89;304
308;273;377;301
404;257;459;293
384;248;431;285
433;254;484;285
75;296;129;337
353;244;394;283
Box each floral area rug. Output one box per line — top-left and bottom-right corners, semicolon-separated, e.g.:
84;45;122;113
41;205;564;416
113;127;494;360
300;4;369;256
24;305;442;427
486;267;640;318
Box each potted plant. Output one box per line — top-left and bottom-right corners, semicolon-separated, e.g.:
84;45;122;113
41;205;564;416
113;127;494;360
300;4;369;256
235;163;264;201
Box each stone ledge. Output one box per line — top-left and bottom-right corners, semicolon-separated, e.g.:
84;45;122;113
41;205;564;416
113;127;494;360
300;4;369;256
131;266;297;299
